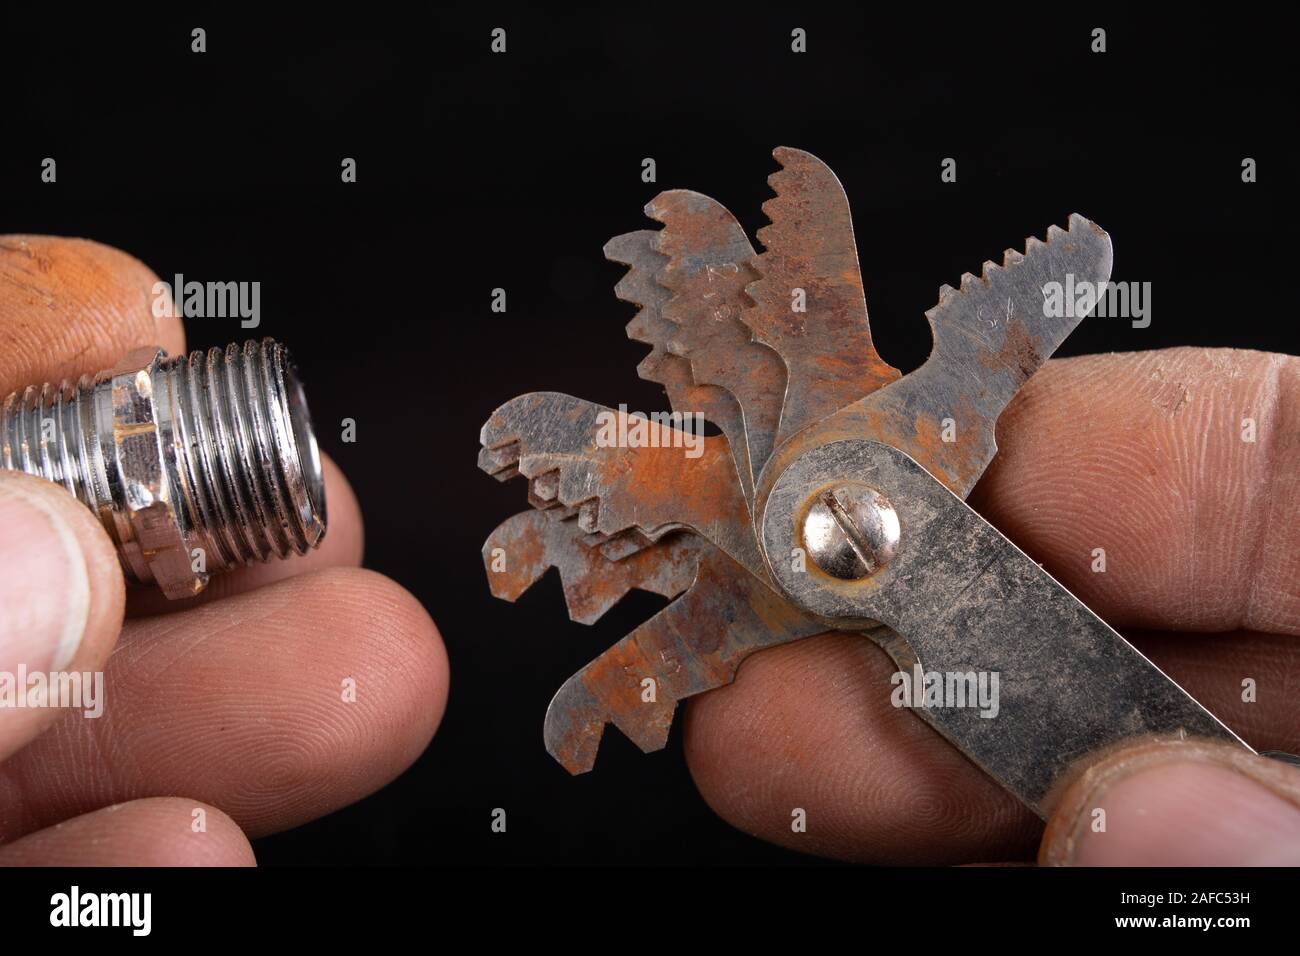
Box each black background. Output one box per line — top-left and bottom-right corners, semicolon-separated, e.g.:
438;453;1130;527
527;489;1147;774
1;6;1289;865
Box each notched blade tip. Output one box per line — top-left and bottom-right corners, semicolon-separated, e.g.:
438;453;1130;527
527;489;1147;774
543;683;604;775
925;213;1114;315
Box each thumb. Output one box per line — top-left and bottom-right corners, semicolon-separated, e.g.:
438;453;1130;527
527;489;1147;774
1040;739;1300;865
0;471;124;761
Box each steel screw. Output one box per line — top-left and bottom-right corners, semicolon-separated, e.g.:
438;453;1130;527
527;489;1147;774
800;482;899;580
0;338;327;599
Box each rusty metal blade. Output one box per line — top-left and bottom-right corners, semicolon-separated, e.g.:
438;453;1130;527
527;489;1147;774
543;548;831;773
604;229;755;505
479;393;764;578
581;526;667;562
743;147;901;446
643;190;787;489
483;510;701;625
757;215;1113;504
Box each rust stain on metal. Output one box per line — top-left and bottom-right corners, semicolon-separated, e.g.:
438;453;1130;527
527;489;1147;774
483;509;702;626
480;394;764;576
979;317;1042;382
646;189;787;486
605;229;755;503
545;549;825;773
743;147;900;446
479;150;1117;784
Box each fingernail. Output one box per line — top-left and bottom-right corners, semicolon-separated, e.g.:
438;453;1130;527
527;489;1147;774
1054;751;1300;866
0;477;91;672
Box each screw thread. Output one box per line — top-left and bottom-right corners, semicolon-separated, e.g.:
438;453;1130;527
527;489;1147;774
1;375;107;511
161;341;326;570
0;339;326;590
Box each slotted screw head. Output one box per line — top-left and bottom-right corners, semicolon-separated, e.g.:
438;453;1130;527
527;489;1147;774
799;482;899;580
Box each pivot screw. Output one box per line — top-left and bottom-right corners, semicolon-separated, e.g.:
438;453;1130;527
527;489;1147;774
800;482;899;580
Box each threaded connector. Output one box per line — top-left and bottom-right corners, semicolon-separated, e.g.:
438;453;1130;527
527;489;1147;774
0;338;327;599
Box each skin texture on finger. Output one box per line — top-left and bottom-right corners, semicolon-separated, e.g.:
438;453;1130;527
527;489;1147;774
683;632;1041;864
0;472;125;762
1134;628;1300;754
685;348;1297;863
0;797;254;866
0;567;448;841
125;455;364;617
1041;740;1300;865
683;627;1299;864
971;348;1300;635
0;235;186;396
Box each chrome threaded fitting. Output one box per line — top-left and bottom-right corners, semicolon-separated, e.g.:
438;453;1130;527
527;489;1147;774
0;339;327;599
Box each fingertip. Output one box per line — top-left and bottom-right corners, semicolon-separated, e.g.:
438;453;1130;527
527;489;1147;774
0;798;255;866
333;567;449;758
152;306;187;358
1041;740;1300;866
320;453;365;564
232;566;449;831
0;235;186;396
0;468;122;665
0;472;124;759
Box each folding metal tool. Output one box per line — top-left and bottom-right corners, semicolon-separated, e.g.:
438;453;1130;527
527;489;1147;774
478;147;1249;818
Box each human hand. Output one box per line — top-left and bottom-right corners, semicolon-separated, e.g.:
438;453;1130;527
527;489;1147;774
682;347;1300;865
0;236;448;865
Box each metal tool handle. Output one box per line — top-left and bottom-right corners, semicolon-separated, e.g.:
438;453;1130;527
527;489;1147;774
760;438;1249;817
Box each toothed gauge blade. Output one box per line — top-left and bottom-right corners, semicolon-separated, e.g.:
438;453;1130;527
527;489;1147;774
483;510;701;626
604;230;755;504
478;393;764;579
743;147;901;446
644;189;787;488
770;214;1114;500
543;549;830;774
581;526;677;562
